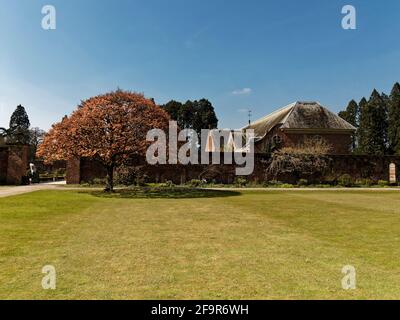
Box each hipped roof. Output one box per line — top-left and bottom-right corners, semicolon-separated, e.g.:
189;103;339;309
242;101;356;139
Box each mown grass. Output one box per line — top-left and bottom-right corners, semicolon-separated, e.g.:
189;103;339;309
1;189;400;300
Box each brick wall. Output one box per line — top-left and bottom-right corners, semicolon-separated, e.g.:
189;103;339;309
255;127;353;154
66;158;81;184
284;132;352;155
66;154;400;185
0;145;29;185
0;147;9;183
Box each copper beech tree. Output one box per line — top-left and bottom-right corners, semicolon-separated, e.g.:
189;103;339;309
37;90;170;191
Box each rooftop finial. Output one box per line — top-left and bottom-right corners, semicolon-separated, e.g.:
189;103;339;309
248;109;252;125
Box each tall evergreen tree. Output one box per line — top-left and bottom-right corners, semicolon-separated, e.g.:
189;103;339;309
356;97;368;154
388;82;400;155
339;99;359;127
8;105;31;144
357;90;388;155
339;99;359;151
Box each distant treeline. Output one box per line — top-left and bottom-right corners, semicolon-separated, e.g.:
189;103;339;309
339;82;400;155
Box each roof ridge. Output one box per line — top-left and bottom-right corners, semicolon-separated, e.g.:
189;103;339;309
280;102;299;126
243;102;296;129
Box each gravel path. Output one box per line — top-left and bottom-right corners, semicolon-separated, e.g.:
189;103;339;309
0;181;66;198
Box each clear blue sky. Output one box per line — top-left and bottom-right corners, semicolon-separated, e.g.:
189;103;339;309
1;0;400;130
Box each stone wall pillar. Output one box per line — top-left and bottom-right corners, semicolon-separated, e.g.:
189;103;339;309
66;157;81;184
0;147;9;184
6;145;29;185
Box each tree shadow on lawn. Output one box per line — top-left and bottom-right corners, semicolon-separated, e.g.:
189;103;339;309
88;187;241;199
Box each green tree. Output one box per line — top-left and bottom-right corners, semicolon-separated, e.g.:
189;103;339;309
29;127;46;161
8;105;31;144
339;99;359;151
357;90;388;155
162;100;184;127
192;99;218;135
388;82;400;155
339;99;359;127
356;97;368;154
162;99;218;137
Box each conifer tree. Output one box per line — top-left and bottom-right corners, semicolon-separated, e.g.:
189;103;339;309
357;90;388;155
388;82;400;155
8;105;31;144
356;97;369;154
339;99;359;151
339;100;359;127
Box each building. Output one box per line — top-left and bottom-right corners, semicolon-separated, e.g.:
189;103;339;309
242;101;356;154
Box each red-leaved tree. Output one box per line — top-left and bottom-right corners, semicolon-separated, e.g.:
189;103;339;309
37;90;170;191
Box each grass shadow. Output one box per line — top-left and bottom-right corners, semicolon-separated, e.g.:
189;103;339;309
88;187;241;199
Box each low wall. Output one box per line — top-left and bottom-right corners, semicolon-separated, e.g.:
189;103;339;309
66;154;400;185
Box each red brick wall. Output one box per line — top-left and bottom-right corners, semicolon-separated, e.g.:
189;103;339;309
253;126;353;155
7;145;29;185
283;132;352;155
66;158;81;184
0;145;29;185
66;154;400;185
0;147;9;183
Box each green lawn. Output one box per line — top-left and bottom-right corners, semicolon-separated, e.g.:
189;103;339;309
1;189;400;300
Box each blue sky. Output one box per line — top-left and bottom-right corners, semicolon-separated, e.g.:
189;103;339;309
1;0;400;130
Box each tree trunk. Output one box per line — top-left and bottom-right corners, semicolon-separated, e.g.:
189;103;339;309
105;164;115;192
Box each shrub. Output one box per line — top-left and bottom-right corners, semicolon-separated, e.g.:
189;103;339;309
54;168;66;177
188;179;206;188
115;166;148;186
163;180;175;188
377;180;389;187
234;177;248;187
337;174;353;187
355;178;374;187
280;183;294;188
266;138;332;182
92;178;107;185
115;166;135;186
268;180;283;187
297;179;308;187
